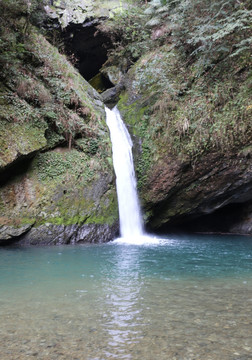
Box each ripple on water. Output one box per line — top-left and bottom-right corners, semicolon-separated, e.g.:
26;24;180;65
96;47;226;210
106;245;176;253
0;235;252;359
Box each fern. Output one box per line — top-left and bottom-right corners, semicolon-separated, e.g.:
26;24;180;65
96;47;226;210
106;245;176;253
144;0;252;67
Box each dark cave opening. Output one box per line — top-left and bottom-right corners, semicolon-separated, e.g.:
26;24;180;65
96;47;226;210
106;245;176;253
0;157;33;187
62;22;114;86
154;201;252;235
181;202;251;233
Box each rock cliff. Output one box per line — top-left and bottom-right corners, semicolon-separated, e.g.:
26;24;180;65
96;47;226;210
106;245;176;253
0;2;119;245
0;0;251;244
117;43;252;234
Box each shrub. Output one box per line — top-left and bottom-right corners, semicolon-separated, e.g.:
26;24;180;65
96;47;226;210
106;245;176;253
145;0;252;70
96;5;152;69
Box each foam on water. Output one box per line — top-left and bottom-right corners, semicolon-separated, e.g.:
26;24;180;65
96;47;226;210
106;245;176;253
113;235;170;246
113;235;159;245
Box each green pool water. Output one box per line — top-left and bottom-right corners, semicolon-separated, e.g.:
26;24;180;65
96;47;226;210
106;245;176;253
1;234;252;360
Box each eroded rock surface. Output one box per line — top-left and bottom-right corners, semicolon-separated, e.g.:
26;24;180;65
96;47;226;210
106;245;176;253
44;0;129;28
118;45;252;234
0;12;119;245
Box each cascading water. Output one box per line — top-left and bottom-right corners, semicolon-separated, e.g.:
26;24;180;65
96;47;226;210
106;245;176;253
105;106;144;240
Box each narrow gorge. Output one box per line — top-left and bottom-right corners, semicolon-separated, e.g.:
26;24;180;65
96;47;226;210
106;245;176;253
1;2;252;359
0;0;251;245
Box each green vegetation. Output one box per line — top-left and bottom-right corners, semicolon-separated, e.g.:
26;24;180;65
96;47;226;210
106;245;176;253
35;150;98;183
145;0;252;64
0;0;106;153
0;0;118;233
99;0;251;72
97;4;152;70
113;0;251;190
0;0;251;234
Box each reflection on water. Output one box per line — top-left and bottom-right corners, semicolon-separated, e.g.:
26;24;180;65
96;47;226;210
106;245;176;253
0;235;252;359
103;246;144;359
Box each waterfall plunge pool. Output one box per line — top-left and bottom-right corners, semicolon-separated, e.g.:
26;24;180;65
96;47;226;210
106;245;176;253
1;234;252;360
1;109;251;359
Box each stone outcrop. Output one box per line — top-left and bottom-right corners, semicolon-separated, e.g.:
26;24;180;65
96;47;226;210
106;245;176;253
117;45;252;235
0;12;119;245
44;0;129;28
18;223;118;245
0;224;34;245
144;150;252;232
1;0;251;244
43;0;128;83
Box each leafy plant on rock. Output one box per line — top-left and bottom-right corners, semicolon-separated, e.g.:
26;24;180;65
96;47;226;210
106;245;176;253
145;0;252;72
97;5;152;70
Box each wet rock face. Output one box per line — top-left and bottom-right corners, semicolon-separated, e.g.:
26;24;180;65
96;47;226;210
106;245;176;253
145;153;252;234
117;45;252;235
62;22;112;81
0;16;119;245
18;223;119;245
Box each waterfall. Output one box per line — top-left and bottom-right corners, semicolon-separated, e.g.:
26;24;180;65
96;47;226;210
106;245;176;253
105;106;144;239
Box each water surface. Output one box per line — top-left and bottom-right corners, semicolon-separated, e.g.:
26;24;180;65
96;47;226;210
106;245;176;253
1;234;252;360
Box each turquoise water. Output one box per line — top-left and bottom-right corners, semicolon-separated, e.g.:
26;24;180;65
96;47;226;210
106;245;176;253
1;234;252;359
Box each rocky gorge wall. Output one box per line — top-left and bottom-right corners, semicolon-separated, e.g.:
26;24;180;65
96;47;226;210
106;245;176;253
117;44;252;235
0;1;122;245
0;0;251;245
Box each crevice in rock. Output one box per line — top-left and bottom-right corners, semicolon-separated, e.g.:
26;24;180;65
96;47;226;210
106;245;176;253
0;156;34;187
181;201;252;235
61;21;113;83
154;200;252;235
89;73;114;93
43;17;117;94
0;224;34;246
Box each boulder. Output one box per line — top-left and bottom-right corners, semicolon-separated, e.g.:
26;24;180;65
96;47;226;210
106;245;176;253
117;45;252;234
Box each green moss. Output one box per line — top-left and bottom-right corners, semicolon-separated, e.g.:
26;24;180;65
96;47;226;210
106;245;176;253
118;92;149;133
45;129;65;148
0;120;47;168
89;73;108;93
119;42;252;163
19;217;36;226
76;138;100;156
118;92;154;189
44;215;88;226
34;150;93;183
0;6;118;235
32;186;118;227
86;191;118;226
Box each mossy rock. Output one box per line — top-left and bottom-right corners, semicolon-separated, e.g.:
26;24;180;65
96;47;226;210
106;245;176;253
0;147;118;242
0;15;118;244
117;42;252;230
46;0;130;28
0;120;47;170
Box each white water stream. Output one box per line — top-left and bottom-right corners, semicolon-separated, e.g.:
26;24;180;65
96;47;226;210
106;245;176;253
105;106;144;241
105;106;161;245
